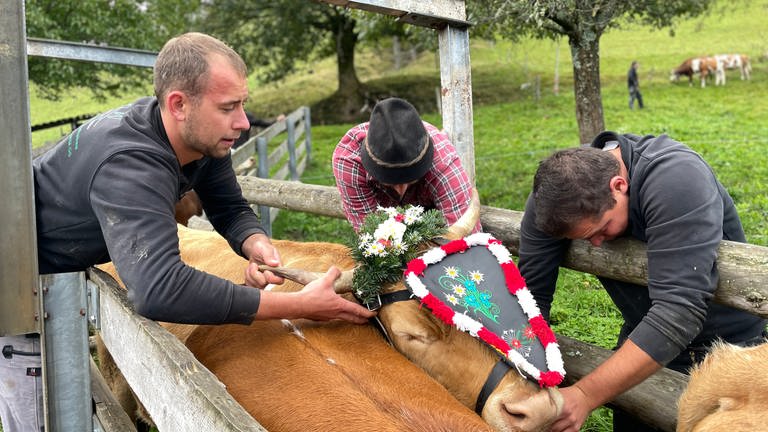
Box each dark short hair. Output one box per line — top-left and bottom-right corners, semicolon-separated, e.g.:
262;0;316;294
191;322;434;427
532;147;620;237
153;32;247;107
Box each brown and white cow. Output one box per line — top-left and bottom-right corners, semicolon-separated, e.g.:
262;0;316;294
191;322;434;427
97;198;562;431
670;56;724;88
714;54;752;84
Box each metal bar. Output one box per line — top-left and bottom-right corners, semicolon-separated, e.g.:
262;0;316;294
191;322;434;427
286;118;298;181
26;37;157;68
41;272;92;432
256;137;272;236
303;106;312;163
1;0;39;336
438;25;475;183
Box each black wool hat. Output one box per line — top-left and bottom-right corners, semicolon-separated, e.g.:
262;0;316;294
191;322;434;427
362;98;434;185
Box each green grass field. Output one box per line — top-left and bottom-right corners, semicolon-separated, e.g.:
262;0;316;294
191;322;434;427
22;2;768;431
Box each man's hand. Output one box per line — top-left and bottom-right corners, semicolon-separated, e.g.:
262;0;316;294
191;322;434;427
242;233;284;288
549;385;592;432
255;266;376;324
297;267;376;324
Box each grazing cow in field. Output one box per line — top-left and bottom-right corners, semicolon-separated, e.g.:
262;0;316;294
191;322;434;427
676;342;768;432
96;197;563;432
714;54;752;83
670;57;724;88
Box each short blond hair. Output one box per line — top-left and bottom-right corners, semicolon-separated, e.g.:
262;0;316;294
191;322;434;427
153;32;247;107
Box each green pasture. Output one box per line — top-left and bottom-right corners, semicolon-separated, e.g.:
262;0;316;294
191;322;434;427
25;1;768;430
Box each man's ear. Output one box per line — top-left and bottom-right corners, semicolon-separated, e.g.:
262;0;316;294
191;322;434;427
610;175;629;194
166;91;188;121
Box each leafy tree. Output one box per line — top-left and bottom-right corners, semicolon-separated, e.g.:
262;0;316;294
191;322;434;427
201;0;434;123
201;1;365;120
25;0;200;101
468;0;715;144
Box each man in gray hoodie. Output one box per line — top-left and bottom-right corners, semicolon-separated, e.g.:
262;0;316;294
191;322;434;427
519;131;765;431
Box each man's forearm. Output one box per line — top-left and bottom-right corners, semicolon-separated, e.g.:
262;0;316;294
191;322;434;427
574;339;662;409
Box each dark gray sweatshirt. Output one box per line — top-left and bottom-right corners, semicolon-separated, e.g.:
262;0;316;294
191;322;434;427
34;97;265;325
519;131;765;365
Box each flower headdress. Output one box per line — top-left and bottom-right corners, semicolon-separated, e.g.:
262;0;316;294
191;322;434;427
349;205;446;306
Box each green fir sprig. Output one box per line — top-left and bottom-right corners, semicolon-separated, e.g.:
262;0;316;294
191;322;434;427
348;205;446;306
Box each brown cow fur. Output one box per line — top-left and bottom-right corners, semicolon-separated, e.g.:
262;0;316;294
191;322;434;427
173;190;203;226
676;342;768;432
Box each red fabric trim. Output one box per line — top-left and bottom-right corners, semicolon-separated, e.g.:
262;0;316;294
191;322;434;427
539;371;564;388
478;327;510;354
501;262;526;294
405;258;427;276
421;293;456;324
530;316;557;346
442;238;468;254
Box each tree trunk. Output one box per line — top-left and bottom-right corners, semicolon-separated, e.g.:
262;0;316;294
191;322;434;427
568;34;605;144
335;16;361;96
327;14;368;122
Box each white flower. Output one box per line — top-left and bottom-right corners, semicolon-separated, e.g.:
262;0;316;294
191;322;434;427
378;206;398;218
403;206;423;225
406;206;424;218
391;240;407;255
452;285;467;296
367;242;387;257
444;266;459;278
373;219;407;244
469;271;484;283
445;294;460;305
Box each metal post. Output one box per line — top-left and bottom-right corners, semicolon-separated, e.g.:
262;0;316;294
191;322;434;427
286;118;298;181
1;0;40;336
303;106;312;163
438;24;475;184
40;272;92;432
256;136;272;236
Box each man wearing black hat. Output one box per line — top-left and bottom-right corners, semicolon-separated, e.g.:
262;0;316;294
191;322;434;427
333;97;479;232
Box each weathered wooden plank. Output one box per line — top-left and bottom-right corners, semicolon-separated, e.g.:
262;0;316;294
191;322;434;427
91;357;138;432
438;25;475;182
558;335;685;432
316;0;468;27
88;268;266;432
267;141;289;167
236;177;768;318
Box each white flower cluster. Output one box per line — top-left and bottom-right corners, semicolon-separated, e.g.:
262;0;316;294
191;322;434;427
359;205;425;257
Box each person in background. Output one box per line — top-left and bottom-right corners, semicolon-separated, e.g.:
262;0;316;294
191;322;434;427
332;97;480;232
518;131;766;432
0;32;374;432
627;60;644;110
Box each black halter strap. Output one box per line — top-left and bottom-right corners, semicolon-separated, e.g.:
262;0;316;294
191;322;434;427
475;358;512;414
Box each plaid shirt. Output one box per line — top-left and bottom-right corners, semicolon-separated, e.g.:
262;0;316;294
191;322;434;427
333;121;480;232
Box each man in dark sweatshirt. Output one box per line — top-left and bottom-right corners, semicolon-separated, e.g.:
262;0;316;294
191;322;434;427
518;131;766;432
0;32;373;432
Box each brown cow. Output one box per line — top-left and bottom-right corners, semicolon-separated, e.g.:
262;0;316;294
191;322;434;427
97;198;562;431
96;234;495;432
714;54;752;83
670;57;724;88
676;341;768;432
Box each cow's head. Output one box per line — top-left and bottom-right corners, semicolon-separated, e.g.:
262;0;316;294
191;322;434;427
266;192;562;432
